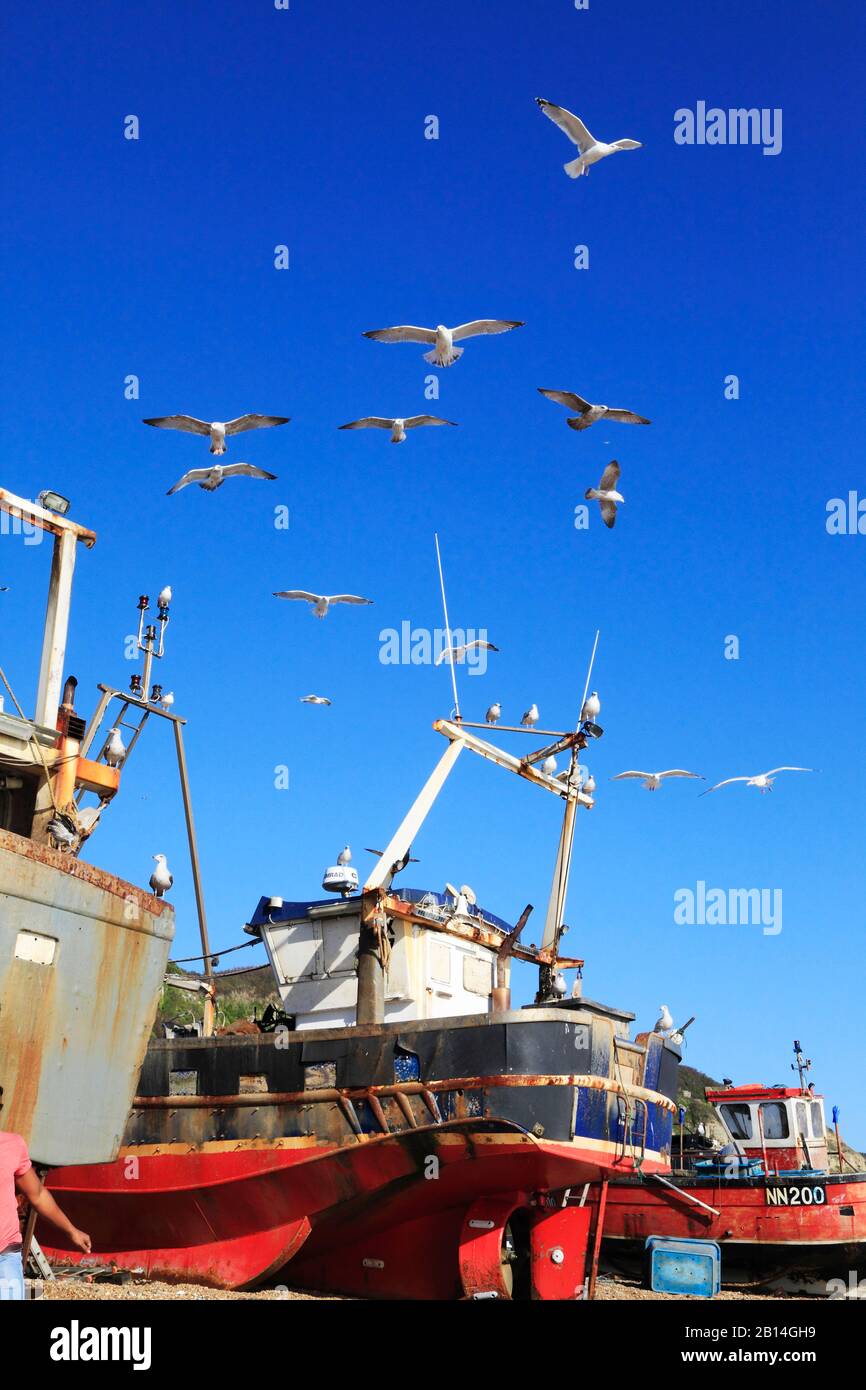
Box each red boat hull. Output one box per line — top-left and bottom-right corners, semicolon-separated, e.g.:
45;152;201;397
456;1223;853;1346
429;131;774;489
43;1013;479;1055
41;1118;666;1296
591;1171;866;1285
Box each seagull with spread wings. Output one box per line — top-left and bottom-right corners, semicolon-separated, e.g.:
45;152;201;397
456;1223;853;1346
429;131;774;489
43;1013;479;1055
300;695;332;706
613;770;704;792
143;413;290;455
166;462;277;495
535;98;642;179
273;591;373;619
585;461;624;529
701;767;814;796
435;638;499;667
339;415;457;444
538;388;650;433
362;320;523;368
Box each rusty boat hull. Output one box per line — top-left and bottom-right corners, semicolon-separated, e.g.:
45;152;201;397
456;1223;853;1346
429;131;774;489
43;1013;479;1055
41;1008;681;1297
0;827;174;1167
592;1170;866;1289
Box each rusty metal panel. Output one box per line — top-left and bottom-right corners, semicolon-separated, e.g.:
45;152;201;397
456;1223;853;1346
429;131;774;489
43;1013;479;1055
0;828;174;1166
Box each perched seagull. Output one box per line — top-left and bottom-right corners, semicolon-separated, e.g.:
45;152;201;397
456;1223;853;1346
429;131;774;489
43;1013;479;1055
337;845;352;865
273;591;373;619
167;462;277;495
701;767;814;797
535;98;642;179
363;320;523;369
160;691;175;711
654;1004;675;1034
104;727;126;768
435;638;499;666
485;702;502;725
612;770;704;792
143;414;290;455
339;415;457;444
582;773;597;795
581;691;601;723
542;755;558;776
521;704;540;728
586;460;623;529
538;388;650;434
47;812;78;852
149;853;173;898
157;585;172;608
300;694;332;706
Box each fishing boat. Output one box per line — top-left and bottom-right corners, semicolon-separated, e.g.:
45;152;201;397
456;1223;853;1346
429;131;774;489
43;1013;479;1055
0;486;183;1169
587;1043;866;1291
40;686;683;1299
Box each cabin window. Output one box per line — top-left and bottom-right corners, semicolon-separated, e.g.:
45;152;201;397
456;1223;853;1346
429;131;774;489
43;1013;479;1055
463;954;493;997
430;942;451;984
810;1102;824;1140
719;1103;752;1140
169;1070;198;1097
760;1101;789;1139
239;1074;268;1095
796;1102;809;1138
304;1062;336;1089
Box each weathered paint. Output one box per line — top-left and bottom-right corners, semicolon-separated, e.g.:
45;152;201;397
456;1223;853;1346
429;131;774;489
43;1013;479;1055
0;827;174;1165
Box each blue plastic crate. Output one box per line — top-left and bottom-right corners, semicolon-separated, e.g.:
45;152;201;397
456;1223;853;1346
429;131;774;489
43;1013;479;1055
645;1236;721;1297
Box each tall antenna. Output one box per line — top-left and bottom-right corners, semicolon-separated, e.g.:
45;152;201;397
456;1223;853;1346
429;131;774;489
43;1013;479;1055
576;628;600;733
434;533;461;721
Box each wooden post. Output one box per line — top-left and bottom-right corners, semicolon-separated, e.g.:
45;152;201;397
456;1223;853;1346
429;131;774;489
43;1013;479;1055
587;1176;608;1300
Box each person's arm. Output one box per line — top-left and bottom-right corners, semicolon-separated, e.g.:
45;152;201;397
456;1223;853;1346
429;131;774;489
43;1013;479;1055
16;1168;91;1254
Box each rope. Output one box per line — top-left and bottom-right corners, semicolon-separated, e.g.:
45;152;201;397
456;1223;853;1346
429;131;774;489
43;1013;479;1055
0;662;61;815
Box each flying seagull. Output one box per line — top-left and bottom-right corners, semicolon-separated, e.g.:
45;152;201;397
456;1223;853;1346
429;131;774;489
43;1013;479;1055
581;691;601;723
300;694;332;705
538;388;650;433
167;463;277;495
143;414;290;455
485;702;501;725
104;727;126;768
535;98;642;179
701;767;814;796
586;461;623;528
273;591;373;619
521;704;539;728
149;853;173;897
363;320;523;368
339;415;457;444
435;638;499;666
654;1004;675;1033
612;770;704;792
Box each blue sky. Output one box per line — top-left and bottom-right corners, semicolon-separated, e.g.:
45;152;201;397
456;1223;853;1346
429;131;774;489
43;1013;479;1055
2;1;865;1141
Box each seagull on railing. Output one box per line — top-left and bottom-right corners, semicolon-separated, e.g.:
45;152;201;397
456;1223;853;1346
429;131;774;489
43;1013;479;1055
149;854;173;897
521;704;539;728
485;702;501;725
105;727;126;768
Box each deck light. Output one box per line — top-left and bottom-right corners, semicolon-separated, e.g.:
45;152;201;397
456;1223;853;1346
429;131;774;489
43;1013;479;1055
37;490;71;515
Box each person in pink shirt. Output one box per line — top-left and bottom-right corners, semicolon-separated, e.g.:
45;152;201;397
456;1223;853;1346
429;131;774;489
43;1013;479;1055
1;1084;91;1300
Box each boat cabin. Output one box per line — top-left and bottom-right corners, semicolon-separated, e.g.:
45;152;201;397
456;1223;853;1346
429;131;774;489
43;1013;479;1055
706;1084;829;1173
246;887;516;1030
